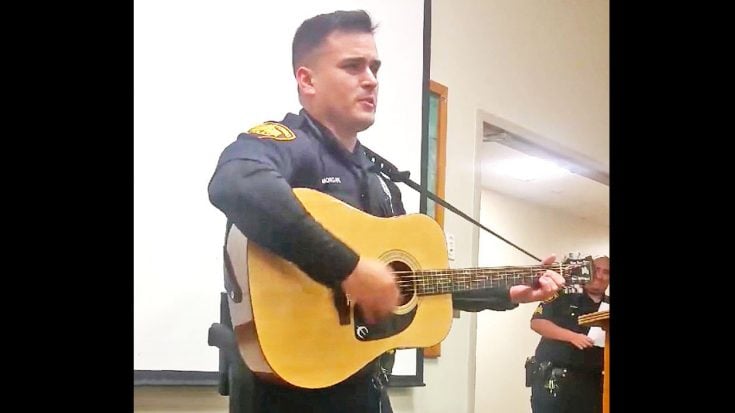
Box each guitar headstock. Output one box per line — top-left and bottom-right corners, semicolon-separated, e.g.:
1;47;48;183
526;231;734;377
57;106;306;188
561;252;594;289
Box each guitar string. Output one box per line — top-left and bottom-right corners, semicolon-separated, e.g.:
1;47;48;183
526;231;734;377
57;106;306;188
394;275;577;286
388;265;581;280
389;266;588;289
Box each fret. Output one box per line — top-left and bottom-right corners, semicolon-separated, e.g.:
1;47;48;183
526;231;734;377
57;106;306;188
461;275;470;290
425;273;435;293
498;272;509;288
425;271;432;293
442;276;452;294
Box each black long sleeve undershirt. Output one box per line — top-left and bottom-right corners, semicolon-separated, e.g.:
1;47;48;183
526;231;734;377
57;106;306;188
208;158;359;288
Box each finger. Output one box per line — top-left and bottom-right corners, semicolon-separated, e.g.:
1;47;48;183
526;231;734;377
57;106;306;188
391;272;399;284
537;276;559;294
544;270;566;287
374;300;391;316
390;290;400;307
365;311;376;325
533;278;556;302
390;285;401;306
362;305;377;325
374;299;394;320
541;254;557;265
380;306;393;320
577;337;593;349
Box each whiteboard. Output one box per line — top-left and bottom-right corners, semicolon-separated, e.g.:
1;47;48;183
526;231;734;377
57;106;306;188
134;0;426;375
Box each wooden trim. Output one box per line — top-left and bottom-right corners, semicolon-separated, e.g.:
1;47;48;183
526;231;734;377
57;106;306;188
429;80;448;228
429;79;448;98
424;80;448;359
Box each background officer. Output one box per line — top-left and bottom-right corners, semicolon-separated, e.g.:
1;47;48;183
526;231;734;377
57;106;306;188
527;255;610;413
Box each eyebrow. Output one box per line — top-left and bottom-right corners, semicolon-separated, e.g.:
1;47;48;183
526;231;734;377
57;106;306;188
341;57;382;70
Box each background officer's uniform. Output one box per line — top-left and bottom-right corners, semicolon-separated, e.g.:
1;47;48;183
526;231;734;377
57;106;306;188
528;292;609;413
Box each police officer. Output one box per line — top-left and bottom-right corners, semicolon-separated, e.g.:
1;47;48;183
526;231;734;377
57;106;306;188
528;255;610;413
208;10;566;413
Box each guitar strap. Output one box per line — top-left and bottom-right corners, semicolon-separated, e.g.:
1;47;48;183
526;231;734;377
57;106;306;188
362;145;541;262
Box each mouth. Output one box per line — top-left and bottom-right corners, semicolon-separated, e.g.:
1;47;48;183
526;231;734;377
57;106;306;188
357;96;376;111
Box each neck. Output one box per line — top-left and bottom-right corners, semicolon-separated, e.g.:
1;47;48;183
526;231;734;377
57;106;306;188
407;263;581;296
586;290;604;302
303;108;357;152
324;123;358;152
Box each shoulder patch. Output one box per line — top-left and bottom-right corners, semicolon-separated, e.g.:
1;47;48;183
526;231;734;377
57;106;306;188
247;122;296;141
543;292;560;303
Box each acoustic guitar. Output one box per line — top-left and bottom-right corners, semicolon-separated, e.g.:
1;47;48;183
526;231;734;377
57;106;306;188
227;188;592;389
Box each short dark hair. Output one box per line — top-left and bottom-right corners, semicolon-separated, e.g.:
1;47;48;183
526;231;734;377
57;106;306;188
292;10;377;73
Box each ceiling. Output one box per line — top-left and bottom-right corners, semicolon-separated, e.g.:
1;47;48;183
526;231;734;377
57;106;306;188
479;138;609;227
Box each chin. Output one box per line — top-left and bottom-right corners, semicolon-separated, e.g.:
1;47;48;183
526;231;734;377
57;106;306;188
353;114;376;132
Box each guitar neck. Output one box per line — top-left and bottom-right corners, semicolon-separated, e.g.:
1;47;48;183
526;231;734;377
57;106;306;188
412;264;568;296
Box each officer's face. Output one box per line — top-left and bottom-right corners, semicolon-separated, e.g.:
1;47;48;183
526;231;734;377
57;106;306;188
305;30;380;136
586;257;610;295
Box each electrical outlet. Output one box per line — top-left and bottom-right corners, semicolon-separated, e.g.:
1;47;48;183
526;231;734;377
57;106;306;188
446;233;456;261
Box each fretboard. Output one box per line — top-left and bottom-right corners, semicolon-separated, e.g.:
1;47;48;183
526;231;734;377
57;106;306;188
411;265;563;296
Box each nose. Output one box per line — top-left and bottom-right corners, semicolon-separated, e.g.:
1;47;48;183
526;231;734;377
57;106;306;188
361;68;378;89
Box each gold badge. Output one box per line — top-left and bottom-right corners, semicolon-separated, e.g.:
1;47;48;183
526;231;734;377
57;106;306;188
247;122;296;141
543;293;559;303
533;305;543;315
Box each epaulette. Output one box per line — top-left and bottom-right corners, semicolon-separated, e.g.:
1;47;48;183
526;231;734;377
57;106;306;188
247;121;296;141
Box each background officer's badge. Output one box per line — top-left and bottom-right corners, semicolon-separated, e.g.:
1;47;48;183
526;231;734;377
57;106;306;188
543;292;559;303
247;122;296;141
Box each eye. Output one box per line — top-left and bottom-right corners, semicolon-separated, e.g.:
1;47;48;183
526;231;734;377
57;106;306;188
370;62;381;76
343;62;362;72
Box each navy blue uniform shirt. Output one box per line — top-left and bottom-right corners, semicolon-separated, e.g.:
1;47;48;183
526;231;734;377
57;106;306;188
532;292;609;371
208;109;405;288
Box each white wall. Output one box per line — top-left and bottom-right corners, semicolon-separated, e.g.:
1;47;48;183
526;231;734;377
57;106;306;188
134;0;424;373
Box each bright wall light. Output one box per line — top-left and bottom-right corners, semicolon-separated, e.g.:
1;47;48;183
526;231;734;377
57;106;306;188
491;157;571;182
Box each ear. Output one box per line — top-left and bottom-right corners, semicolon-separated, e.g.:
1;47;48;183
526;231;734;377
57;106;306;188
295;66;316;96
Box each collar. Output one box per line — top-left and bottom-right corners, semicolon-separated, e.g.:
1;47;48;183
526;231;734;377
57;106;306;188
296;109;374;170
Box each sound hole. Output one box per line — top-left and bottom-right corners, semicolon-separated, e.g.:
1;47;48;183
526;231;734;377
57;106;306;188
389;261;414;306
